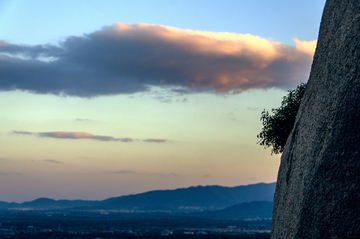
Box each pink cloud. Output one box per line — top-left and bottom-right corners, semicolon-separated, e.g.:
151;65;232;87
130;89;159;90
12;130;168;143
293;39;317;56
38;132;133;142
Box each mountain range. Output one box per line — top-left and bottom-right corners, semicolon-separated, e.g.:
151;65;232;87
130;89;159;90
193;200;273;220
0;182;276;214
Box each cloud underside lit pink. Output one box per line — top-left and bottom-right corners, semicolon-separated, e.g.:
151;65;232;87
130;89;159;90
38;132;133;142
0;23;316;97
12;131;167;143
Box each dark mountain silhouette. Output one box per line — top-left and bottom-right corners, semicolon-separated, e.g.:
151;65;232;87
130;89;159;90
0;182;275;212
95;182;276;211
193;201;273;220
20;198;101;209
0;201;19;208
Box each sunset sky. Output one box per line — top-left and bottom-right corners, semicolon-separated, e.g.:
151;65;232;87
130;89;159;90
0;0;326;203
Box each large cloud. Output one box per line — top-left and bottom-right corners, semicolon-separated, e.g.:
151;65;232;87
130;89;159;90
0;23;316;97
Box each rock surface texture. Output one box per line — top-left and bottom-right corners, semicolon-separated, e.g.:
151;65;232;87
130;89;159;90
271;0;360;238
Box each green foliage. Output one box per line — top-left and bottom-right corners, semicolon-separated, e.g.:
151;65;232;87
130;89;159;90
257;83;307;155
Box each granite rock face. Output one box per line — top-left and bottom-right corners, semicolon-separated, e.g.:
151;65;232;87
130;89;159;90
271;1;360;238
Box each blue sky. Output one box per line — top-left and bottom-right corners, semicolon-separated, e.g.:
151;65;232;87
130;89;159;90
0;0;326;202
0;0;324;45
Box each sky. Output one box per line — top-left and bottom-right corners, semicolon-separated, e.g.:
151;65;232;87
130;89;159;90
0;0;326;203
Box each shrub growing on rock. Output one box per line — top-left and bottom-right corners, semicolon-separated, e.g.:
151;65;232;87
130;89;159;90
257;83;307;154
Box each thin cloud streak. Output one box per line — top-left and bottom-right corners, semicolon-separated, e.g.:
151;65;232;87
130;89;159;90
12;131;33;135
38;132;133;142
0;23;316;97
143;139;168;143
43;159;64;164
12;130;168;143
76;118;92;122
112;170;135;174
160;173;179;177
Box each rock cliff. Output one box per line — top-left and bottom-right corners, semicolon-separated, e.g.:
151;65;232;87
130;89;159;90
271;0;360;238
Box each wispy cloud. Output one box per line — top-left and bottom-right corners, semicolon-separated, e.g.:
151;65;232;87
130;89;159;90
43;159;64;164
160;173;179;177
12;131;33;135
0;23;316;97
202;174;211;178
143;139;168;143
246;107;259;111
76;118;92;122
11;130;168;143
112;170;135;174
38;132;133;142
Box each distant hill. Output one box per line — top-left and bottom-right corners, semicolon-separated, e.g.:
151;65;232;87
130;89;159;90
95;182;276;211
192;201;273;220
20;198;102;209
0;197;102;210
0;182;276;212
